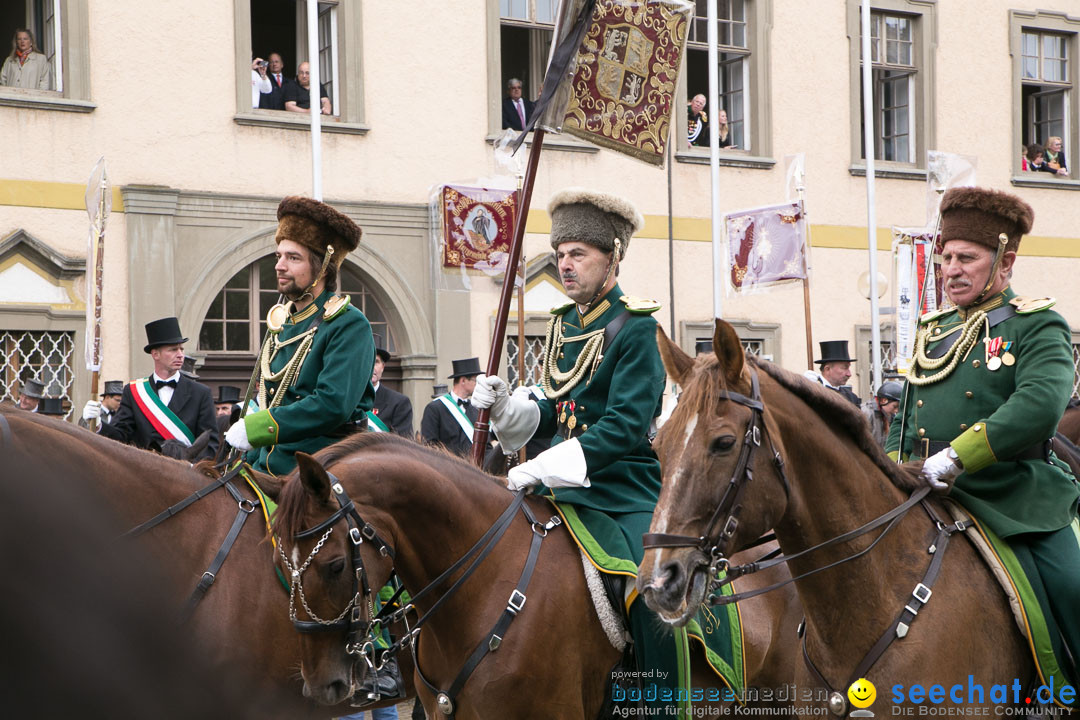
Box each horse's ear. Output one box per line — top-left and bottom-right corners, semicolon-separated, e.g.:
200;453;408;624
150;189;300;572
656;325;694;386
713;319;745;385
295;452;333;502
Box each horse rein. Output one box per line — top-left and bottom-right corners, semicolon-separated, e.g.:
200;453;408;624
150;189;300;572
279;467;561;716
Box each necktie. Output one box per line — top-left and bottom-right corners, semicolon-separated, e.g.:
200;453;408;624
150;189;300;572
275;73;281;87
154;379;177;391
516;100;526;129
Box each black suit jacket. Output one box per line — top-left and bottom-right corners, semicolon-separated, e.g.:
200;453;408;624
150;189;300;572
100;375;219;460
259;71;288;110
421;397;483;458
502;97;535;131
373;384;414;439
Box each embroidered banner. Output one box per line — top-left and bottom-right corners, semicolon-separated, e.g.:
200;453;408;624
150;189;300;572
724;201;808;293
440;185;518;271
560;0;693;165
893;228;942;374
130;379;195;445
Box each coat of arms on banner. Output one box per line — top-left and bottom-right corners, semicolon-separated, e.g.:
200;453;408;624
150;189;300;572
561;0;692;165
441;185;518;270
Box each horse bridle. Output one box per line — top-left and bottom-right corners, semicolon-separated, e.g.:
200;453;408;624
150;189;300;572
642;367;788;570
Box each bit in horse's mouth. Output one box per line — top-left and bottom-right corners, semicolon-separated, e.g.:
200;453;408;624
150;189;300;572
656;562;708;626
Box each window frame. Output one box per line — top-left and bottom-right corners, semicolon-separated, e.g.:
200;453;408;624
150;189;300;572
846;0;936;177
1010;10;1080;188
0;0;92;112
679;318;780;364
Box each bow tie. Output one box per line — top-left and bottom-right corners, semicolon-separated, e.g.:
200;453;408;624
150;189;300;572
154;379;178;390
457;398;470;408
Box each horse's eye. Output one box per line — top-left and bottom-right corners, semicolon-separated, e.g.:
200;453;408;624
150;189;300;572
709;435;737;454
328;557;346;575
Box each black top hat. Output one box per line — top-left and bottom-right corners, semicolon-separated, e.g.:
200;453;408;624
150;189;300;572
180;357;200;379
216;385;242;404
101;380;125;397
814;340;855;365
20;378;45;399
144;317;188;353
431;383;449;398
694;339;714;356
38;397;66;416
448;357;482;379
375;346;391;363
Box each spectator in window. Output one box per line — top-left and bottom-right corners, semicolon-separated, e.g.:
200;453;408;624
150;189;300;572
717;108;735;149
501;77;534;131
258;52;287;110
284;61;331;115
687;93;708;148
1020;144;1030;172
1;28;52;90
1044;136;1069;176
250;55;270;107
1027;143;1049;173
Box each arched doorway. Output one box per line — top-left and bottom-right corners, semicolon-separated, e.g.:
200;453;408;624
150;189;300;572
195;254;400;393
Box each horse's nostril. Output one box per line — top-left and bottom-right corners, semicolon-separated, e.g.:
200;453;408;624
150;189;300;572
659;560;685;592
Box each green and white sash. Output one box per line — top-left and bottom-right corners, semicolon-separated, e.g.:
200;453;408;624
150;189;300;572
366;410;389;433
438;393;473;442
130;378;195;446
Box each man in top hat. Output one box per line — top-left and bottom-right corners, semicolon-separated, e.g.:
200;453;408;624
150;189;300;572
86;318;219;460
471;188;685;698
804;340;860;407
37;397;67;417
214;386;242;420
420;357;486;458
886;186;1080;665
78;380;124;429
862;379;902;447
368;345;413;438
223;196;376;478
16;378;44;411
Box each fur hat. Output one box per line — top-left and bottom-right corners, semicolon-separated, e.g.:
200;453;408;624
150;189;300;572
275;196;362;267
939;187;1034;253
547;188;644;260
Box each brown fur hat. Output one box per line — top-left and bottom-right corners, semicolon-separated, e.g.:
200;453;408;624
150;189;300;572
275;196;361;267
939;187;1033;253
548;188;644;260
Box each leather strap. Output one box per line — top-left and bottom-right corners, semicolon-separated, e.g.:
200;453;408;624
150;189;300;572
120;463;244;539
602;310;632;351
924;303;1017;359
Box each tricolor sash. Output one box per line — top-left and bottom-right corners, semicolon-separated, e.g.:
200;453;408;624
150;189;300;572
130;379;195;446
438;394;473;442
366;410;389;433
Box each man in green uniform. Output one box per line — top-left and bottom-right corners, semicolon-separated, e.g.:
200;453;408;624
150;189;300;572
471;188;681;694
224;196;375;477
886;186;1080;670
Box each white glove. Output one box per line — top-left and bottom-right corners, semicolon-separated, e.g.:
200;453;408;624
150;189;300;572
82;400;102;421
506;438;590;492
225;419;252;451
472;374;508;413
921;447;963;491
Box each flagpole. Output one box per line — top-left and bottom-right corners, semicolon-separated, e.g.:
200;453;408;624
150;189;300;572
861;0;882;390
306;0;323;200
707;0;723;319
84;158;110;430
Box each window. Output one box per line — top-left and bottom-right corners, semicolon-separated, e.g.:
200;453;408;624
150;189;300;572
847;0;935;173
1021;31;1069;158
506;333;546;387
199;255;397;355
498;0;556;110
679;319;780;363
0;0;91;111
1;330;74;418
686;0;749;150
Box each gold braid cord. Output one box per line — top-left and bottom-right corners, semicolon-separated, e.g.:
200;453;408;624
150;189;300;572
256;327;319;410
540;316;606;400
907;310;987;386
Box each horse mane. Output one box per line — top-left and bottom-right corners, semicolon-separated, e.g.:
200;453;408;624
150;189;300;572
748;356;921;492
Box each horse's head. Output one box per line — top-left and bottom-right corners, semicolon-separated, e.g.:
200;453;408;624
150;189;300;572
273;451;396;707
638;319;789;625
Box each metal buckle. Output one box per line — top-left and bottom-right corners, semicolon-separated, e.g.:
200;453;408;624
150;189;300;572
722;515;739;539
238;498;256;513
912;583;932;604
507;589;527;613
349;527;363;545
332;483;344;495
201;571;216;585
362;524;377;540
751;425;761;446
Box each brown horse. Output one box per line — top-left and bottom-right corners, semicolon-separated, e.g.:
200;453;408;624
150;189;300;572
0;407;409;719
639;321;1031;712
271;431;800;719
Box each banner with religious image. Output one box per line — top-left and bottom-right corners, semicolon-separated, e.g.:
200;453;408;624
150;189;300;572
723;201;808;295
439;185;519;271
893;228;942;374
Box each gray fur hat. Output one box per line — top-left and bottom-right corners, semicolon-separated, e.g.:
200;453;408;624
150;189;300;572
548;188;644;260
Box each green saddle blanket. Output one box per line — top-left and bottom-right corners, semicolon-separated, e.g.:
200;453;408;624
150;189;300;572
549;500;745;698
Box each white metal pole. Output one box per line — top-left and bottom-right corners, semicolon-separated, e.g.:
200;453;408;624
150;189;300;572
306;0;323;200
861;0;882;391
707;0;723;318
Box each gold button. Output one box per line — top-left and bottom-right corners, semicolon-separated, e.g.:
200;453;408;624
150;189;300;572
933;328;941;335
917;400;923;407
965;391;973;398
960;424;968;430
973;424;982;433
269;387;275;394
581;424;588;431
973;360;981;368
267;426;274;432
579;405;585;411
559;353;565;359
918;428;926;437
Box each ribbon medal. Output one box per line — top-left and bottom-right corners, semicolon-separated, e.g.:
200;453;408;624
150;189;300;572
985;336;1003;371
1000;341;1015;367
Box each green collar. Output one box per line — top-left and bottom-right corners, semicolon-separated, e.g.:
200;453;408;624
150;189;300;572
577;284;623;329
288;290;332;325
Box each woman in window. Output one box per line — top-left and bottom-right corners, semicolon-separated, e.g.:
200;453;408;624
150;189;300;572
0;28;52;90
1044;136;1069;177
717;108;735;150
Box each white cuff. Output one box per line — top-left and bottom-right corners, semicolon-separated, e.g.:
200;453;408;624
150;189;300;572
490;390;541;453
536;438;590;489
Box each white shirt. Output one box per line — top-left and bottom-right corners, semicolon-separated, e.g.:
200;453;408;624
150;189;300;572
152;371;181;407
251;70;271;106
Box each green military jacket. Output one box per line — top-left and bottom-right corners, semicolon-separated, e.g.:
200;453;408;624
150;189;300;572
536;284;666;514
885;286;1080;537
244;290;375;477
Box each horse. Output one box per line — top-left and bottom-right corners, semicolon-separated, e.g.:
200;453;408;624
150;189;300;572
1057;398;1080;446
638;321;1031;712
270;431;800;719
0;406;411;719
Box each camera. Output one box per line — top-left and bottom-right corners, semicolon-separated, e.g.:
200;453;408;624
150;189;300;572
258;60;269;67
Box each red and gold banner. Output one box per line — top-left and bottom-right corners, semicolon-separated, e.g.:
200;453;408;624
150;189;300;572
561;0;692;165
440;185;519;270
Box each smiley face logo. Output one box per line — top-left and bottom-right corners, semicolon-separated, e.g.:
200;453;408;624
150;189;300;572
848;678;876;709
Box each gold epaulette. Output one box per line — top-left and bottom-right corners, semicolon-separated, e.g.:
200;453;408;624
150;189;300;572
919;308;951;325
1009;296;1056;314
620;295;661;315
323;294;351;321
550;301;575;316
